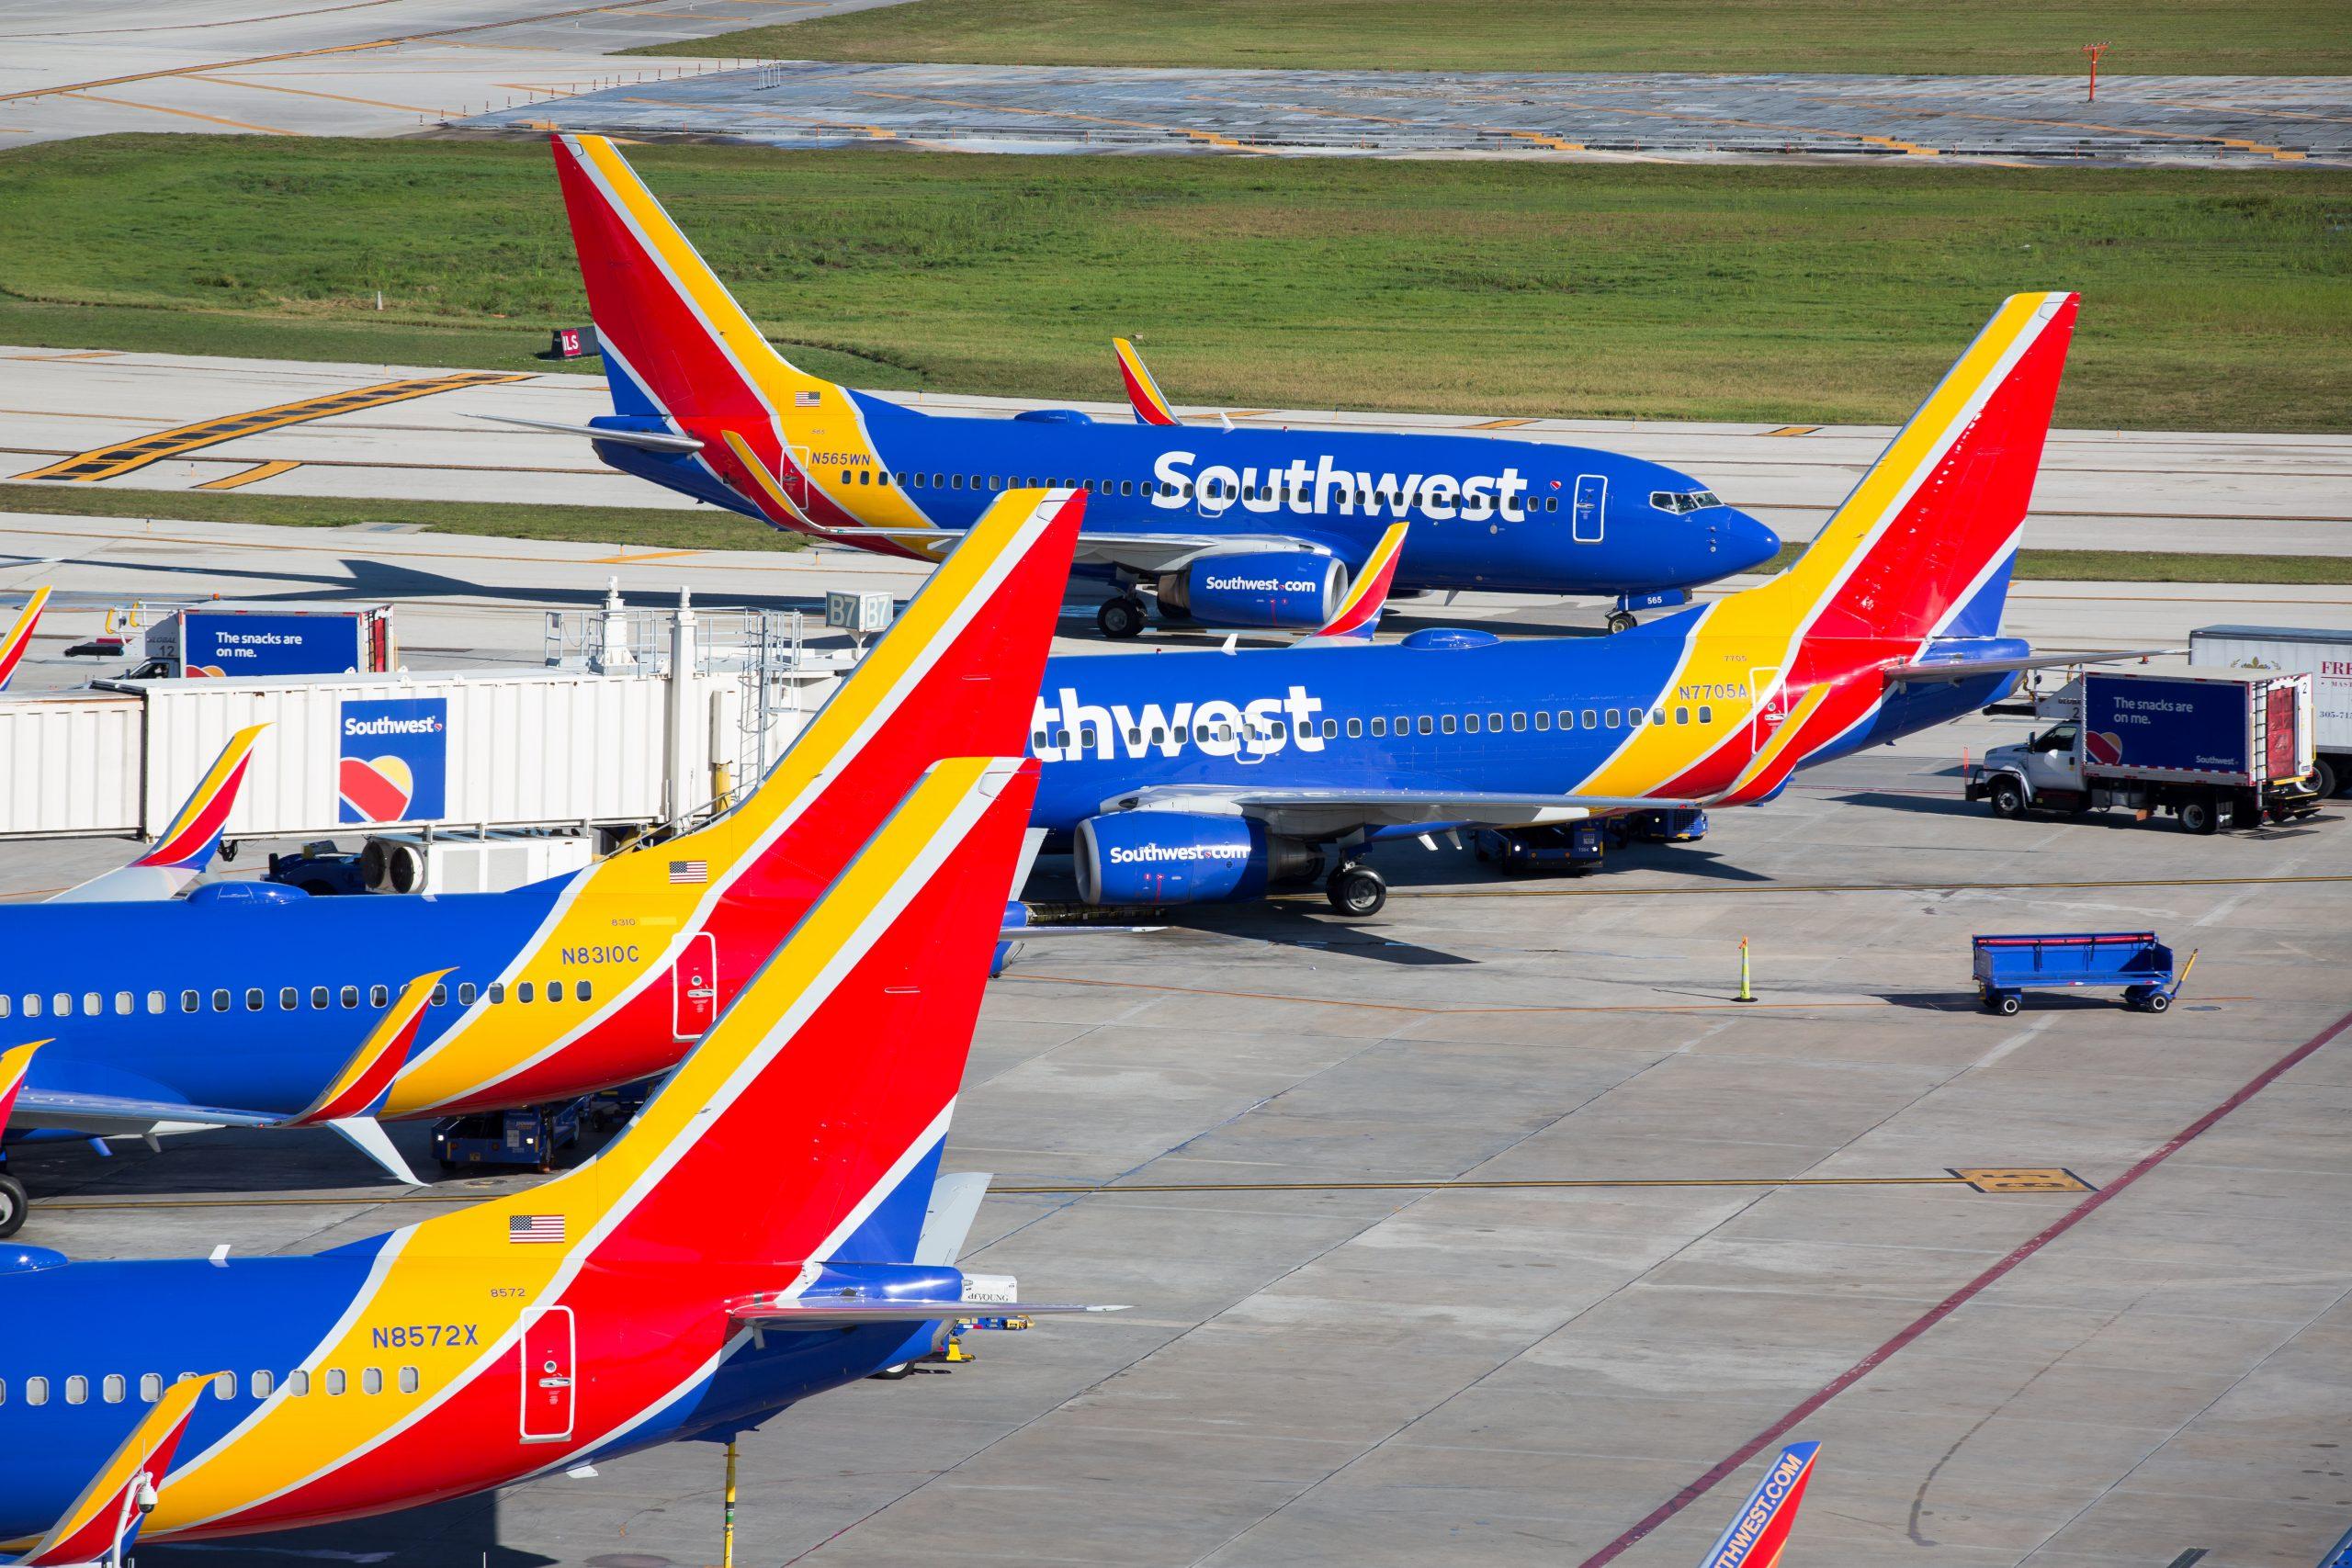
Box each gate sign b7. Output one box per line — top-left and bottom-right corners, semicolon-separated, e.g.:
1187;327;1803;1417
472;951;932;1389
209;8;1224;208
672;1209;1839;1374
338;697;448;823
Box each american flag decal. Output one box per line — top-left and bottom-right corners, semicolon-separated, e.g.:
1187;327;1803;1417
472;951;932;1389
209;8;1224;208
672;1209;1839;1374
508;1213;565;1245
794;389;820;407
669;859;707;885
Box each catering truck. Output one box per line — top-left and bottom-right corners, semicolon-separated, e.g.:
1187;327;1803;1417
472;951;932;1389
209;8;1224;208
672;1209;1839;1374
2190;625;2352;797
1968;668;2320;833
130;602;394;679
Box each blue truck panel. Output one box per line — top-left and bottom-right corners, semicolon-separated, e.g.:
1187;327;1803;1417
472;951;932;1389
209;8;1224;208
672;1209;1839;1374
180;611;367;678
2080;672;2251;780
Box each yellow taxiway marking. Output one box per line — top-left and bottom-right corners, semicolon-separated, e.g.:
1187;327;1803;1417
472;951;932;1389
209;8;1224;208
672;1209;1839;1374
1464;418;1537;431
187;73;450;117
13;371;525;482
587;547;702;564
1950;1168;2093;1193
1800;96;2309;162
59;91;303;135
1764;424;1821;436
854;87;1270;152
6;351;122;363
194;458;303;491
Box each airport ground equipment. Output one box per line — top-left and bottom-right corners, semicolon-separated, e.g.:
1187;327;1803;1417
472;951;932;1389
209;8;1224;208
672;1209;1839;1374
1972;931;2193;1015
129;603;395;681
2191;625;2352;797
430;1100;583;1172
1969;669;2321;832
0;593;839;849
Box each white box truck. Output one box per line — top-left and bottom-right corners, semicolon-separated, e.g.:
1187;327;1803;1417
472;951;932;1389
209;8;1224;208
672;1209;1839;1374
2190;626;2352;797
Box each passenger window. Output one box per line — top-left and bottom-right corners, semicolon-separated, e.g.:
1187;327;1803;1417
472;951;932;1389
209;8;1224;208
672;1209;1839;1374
1630;709;1645;729
1652;708;1668;726
252;1370;272;1399
1370;717;1385;737
0;995;11;1020
431;982;448;1006
363;1368;384;1394
140;1372;162;1403
548;980;565;1002
1032;729;1047;750
577;979;593;1002
1581;709;1598;728
1512;713;1528;731
517;982;536;1003
1441;715;1458;735
1055;730;1070;749
80;992;97;1015
1488;712;1504;730
114;990;132;1015
1080;727;1098;748
213;1372;234;1401
931;473;943;488
311;986;329;1010
1346;718;1363;739
1676;706;1690;725
279;987;298;1010
288;1370;309;1397
181;989;198;1013
340;986;358;1009
243;987;263;1011
400;1366;420;1393
950;475;963;490
66;1375;87;1404
146;990;164;1014
104;1373;125;1403
211;989;230;1012
1417;716;1433;736
26;1377;46;1405
489;983;506;1004
18;995;35;1019
989;476;1001;490
53;993;70;1017
458;982;477;1005
369;985;389;1008
325;1369;346;1395
1700;705;1713;724
1464;715;1480;734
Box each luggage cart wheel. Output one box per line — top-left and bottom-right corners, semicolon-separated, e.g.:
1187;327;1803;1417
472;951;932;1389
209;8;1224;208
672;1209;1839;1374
0;1172;26;1240
2144;991;2171;1014
1995;992;2021;1016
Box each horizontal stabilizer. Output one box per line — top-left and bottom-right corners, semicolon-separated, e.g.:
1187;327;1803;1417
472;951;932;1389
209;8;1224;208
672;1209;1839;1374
1884;649;2173;682
727;1295;1127;1327
325;1116;425;1187
469;412;705;452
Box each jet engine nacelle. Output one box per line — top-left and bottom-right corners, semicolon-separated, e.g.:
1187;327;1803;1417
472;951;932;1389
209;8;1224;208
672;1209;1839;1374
1157;553;1347;630
1075;812;1319;906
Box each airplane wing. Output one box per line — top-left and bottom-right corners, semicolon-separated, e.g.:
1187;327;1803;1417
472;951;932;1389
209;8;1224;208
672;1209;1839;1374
725;1295;1126;1327
468;412;705;452
0;584;52;692
48;724;266;904
1102;785;1699;839
12;1087;285;1134
0;1370;217;1567
1697;1440;1818;1568
841;525;1336;576
1113;337;1182;426
1883;649;2173;682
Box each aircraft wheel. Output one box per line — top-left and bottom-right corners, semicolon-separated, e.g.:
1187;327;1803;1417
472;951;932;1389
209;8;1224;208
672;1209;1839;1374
1605;610;1637;635
1097;597;1147;639
1326;863;1387;918
868;1362;915;1382
0;1173;26;1240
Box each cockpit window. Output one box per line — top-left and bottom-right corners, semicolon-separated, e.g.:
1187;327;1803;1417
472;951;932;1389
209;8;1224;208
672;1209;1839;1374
1648;490;1723;514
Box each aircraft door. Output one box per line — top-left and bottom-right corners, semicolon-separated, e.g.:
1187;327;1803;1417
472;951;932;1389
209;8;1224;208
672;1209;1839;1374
1572;475;1606;544
518;1305;576;1444
673;931;718;1040
1749;667;1791;754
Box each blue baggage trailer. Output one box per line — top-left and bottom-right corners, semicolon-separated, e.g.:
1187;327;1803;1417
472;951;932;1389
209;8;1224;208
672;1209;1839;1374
1972;931;2195;1016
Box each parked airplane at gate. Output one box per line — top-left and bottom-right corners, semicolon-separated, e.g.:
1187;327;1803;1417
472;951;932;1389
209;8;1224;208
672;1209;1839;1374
44;725;264;905
0;753;1116;1562
518;134;1778;640
1019;294;2099;916
0;491;1081;1236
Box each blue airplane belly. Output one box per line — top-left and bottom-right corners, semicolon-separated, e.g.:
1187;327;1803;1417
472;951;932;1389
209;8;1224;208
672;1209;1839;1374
0;882;567;1118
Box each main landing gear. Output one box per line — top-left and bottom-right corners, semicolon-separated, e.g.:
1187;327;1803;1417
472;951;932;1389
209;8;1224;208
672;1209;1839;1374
1097;595;1148;639
0;1171;27;1240
1605;609;1638;635
1325;862;1387;918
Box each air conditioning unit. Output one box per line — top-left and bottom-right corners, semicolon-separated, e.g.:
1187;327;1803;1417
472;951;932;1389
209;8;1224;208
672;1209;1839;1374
361;830;595;895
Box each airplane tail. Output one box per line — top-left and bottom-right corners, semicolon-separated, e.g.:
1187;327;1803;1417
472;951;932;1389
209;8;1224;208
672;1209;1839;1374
431;756;1036;1269
1113;337;1180;426
0;585;52;691
1697;1441;1818;1568
48;724;266;903
1759;292;2075;649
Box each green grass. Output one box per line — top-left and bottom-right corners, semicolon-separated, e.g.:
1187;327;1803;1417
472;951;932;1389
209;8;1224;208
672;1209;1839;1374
0;483;805;552
628;0;2346;76
8;482;2341;581
1;136;2346;431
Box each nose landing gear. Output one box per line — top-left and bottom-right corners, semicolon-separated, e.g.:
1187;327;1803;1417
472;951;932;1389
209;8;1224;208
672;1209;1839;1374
1604;610;1638;634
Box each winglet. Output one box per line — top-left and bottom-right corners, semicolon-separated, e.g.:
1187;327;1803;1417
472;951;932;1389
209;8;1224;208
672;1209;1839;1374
0;586;52;692
1306;523;1408;642
0;1040;46;1134
1113;338;1181;426
1697;1441;1818;1568
17;1371;217;1566
288;970;452;1127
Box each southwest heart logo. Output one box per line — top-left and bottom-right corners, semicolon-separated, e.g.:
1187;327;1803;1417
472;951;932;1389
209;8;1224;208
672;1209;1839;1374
2085;730;2125;766
339;755;415;821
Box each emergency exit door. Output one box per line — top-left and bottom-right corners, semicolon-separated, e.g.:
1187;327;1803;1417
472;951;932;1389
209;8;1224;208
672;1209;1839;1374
673;931;718;1040
1572;475;1607;543
518;1305;575;1444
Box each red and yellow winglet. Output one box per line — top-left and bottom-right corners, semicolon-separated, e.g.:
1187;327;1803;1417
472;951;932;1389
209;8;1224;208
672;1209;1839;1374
136;724;266;872
1313;523;1408;640
1698;1441;1818;1568
17;1371;217;1566
0;1040;45;1133
287;971;452;1127
0;586;52;692
1113;338;1181;427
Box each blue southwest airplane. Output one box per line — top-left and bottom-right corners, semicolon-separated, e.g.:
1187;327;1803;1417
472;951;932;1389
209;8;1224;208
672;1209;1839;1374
0;490;1082;1236
507;134;1779;639
0;751;1120;1562
1015;293;2093;916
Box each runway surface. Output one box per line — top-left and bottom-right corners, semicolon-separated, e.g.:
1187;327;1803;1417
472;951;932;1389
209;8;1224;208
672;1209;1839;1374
459;62;2352;165
4;657;2347;1564
8;346;2350;558
0;0;913;145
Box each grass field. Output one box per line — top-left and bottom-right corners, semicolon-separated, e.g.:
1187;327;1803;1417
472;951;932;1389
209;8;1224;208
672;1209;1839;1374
629;0;2346;76
1;136;2346;431
3;482;2339;584
0;484;805;553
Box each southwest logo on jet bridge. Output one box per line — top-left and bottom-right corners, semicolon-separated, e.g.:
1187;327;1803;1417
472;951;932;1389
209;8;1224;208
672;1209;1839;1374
1151;451;1533;524
337;696;448;823
1033;683;1326;764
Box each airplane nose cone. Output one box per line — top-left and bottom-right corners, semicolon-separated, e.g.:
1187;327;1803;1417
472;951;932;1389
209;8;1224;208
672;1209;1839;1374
1713;507;1782;576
